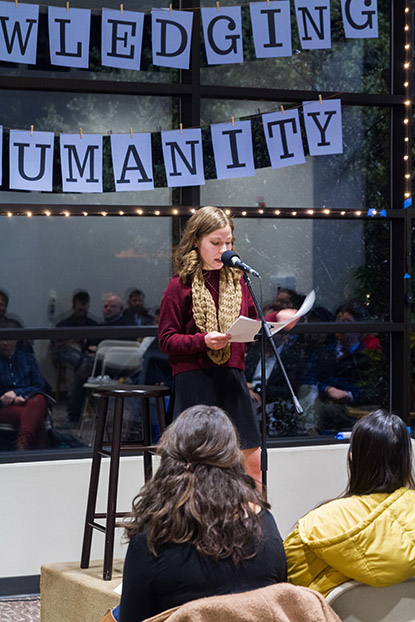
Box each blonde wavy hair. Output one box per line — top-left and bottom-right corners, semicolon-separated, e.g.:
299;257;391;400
174;206;236;284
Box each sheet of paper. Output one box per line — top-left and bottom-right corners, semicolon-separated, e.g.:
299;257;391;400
114;582;123;594
227;289;315;343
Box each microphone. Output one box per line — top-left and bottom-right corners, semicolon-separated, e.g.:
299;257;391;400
221;250;260;277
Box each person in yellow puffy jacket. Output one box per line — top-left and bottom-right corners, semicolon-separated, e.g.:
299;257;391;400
284;409;415;597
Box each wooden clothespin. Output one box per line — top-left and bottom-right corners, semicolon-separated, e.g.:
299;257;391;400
169;4;172;13
216;1;220;10
129;127;133;138
280;105;285;115
318;93;323;105
266;0;269;5
30;125;34;137
66;1;69;11
179;123;183;134
120;4;123;14
14;0;18;8
80;128;83;139
231;116;235;127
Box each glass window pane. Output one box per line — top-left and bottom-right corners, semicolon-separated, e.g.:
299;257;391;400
234;218;390;320
0;2;178;84
0;91;176;205
0;216;172;328
256;330;389;440
201;100;389;210
200;2;390;93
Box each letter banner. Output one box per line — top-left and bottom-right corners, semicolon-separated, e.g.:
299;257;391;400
111;132;154;192
341;0;378;38
262;109;305;169
101;8;144;70
211;120;255;180
48;6;91;68
250;1;292;59
161;128;205;187
302;99;343;156
60;134;102;193
9;129;54;191
295;0;331;50
152;8;193;70
0;1;39;64
201;6;243;65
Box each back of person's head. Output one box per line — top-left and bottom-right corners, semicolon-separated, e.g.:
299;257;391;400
124;405;268;563
345;409;415;496
0;290;9;306
73;290;90;306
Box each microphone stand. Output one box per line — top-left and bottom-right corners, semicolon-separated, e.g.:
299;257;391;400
243;272;303;492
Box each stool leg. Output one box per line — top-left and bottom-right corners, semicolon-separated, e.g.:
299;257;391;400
81;395;109;569
103;396;124;581
142;398;152;482
155;396;166;435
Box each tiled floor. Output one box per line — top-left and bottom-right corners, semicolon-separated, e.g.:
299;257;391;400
0;596;40;622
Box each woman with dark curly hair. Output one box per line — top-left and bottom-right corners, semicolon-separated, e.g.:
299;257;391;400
117;405;287;622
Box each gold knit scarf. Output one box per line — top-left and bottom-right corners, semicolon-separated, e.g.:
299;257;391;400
192;266;242;365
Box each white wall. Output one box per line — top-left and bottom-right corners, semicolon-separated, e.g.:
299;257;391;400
0;444;350;580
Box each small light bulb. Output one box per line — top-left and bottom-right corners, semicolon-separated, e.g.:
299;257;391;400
119;211;124;216
355;211;361;216
83;212;88;216
101;212;107;216
7;211;12;217
45;211;51;217
404;155;409;160
405;192;411;198
258;209;264;214
155;210;160;216
341;211;346;215
404;82;409;87
225;209;231;215
172;209;178;215
405;174;411;179
242;211;247;216
274;210;280;215
136;209;143;215
27;211;32;217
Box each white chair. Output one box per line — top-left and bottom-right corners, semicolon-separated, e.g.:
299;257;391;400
89;340;140;378
326;578;415;622
101;346;143;377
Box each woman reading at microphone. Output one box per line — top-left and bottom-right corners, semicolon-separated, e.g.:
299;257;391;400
159;206;294;484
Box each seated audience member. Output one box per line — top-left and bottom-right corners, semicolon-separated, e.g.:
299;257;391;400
114;405;287;622
245;335;305;436
0;289;33;353
0;290;23;328
52;290;98;369
284;409;415;596
66;293;127;424
315;301;382;430
0;325;49;450
122;289;153;326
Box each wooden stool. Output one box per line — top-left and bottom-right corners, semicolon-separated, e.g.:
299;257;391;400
80;384;170;580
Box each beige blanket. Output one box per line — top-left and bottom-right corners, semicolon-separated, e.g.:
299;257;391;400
143;583;341;622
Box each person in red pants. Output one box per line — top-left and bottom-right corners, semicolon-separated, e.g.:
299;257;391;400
0;328;48;451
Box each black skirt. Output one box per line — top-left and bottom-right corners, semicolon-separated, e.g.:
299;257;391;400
170;367;261;449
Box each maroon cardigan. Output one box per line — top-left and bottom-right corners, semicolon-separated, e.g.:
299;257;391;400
158;270;257;376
